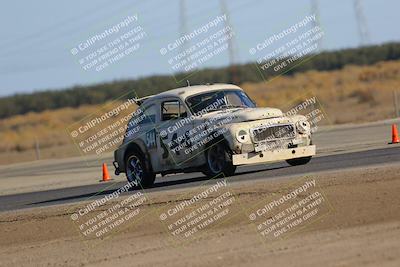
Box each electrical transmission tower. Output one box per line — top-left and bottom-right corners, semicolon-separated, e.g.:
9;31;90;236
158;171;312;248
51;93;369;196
220;0;240;84
354;0;370;46
310;0;323;50
178;1;240;84
179;0;188;57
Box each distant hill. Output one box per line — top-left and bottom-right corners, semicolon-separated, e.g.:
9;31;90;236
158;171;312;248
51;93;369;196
1;42;400;119
1;59;399;165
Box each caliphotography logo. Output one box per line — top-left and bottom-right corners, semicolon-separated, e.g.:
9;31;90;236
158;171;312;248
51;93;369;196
0;1;400;266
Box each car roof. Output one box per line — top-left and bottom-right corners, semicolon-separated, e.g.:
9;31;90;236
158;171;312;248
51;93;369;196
142;83;243;104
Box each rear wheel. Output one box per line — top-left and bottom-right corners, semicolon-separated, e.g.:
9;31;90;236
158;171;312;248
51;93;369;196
203;141;236;178
125;151;155;188
286;156;312;166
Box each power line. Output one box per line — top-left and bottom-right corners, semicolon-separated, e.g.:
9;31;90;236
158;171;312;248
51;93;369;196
0;0;113;48
0;0;257;75
0;0;146;58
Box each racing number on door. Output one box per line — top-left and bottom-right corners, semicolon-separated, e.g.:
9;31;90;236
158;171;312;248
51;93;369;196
169;131;192;157
159;130;193;160
170;133;180;156
184;130;192;148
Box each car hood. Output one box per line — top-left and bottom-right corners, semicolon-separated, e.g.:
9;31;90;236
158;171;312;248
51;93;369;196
201;107;283;123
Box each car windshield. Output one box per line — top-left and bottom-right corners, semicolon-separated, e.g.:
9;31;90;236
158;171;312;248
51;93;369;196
186;89;256;115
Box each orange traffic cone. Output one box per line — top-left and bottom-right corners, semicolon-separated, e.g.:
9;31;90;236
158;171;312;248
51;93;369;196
100;163;112;182
389;124;400;144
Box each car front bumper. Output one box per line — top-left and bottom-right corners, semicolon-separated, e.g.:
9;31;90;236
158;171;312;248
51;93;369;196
232;145;316;166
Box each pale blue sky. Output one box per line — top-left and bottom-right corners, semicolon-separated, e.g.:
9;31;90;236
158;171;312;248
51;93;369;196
0;0;399;96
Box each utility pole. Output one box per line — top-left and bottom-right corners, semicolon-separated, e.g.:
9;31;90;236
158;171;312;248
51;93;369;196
394;91;399;117
34;137;41;160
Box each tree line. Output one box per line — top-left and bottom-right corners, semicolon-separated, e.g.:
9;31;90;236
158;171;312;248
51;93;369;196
1;42;400;119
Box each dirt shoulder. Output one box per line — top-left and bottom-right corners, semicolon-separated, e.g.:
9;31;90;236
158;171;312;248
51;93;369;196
0;163;399;267
2;119;399;197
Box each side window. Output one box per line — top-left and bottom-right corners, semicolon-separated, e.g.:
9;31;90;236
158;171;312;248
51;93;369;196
141;104;157;124
162;100;187;121
127;104;156;131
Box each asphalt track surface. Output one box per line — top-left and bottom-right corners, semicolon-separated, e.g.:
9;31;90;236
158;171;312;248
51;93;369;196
0;146;398;212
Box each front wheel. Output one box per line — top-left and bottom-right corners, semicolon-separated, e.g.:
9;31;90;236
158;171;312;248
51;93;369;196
286;156;312;166
203;141;236;178
125;151;155;188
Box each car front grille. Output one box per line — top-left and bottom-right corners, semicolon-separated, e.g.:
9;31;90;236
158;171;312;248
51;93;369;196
251;124;296;143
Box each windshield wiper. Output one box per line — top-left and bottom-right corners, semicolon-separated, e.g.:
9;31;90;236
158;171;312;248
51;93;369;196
220;105;246;109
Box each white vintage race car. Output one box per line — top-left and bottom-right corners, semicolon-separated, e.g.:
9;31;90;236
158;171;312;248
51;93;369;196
113;84;315;187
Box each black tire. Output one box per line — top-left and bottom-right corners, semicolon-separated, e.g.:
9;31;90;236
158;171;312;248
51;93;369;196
125;150;156;188
286;156;312;166
203;141;236;178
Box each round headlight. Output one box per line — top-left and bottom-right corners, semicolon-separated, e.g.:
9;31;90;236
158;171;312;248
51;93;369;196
296;120;311;134
236;129;250;143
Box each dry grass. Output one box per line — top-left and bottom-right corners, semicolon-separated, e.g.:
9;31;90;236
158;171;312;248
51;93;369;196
0;105;105;164
0;105;99;153
1;60;400;165
243;60;400;124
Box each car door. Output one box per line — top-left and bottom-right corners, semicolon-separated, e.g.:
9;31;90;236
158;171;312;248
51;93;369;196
157;98;195;170
132;102;163;173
